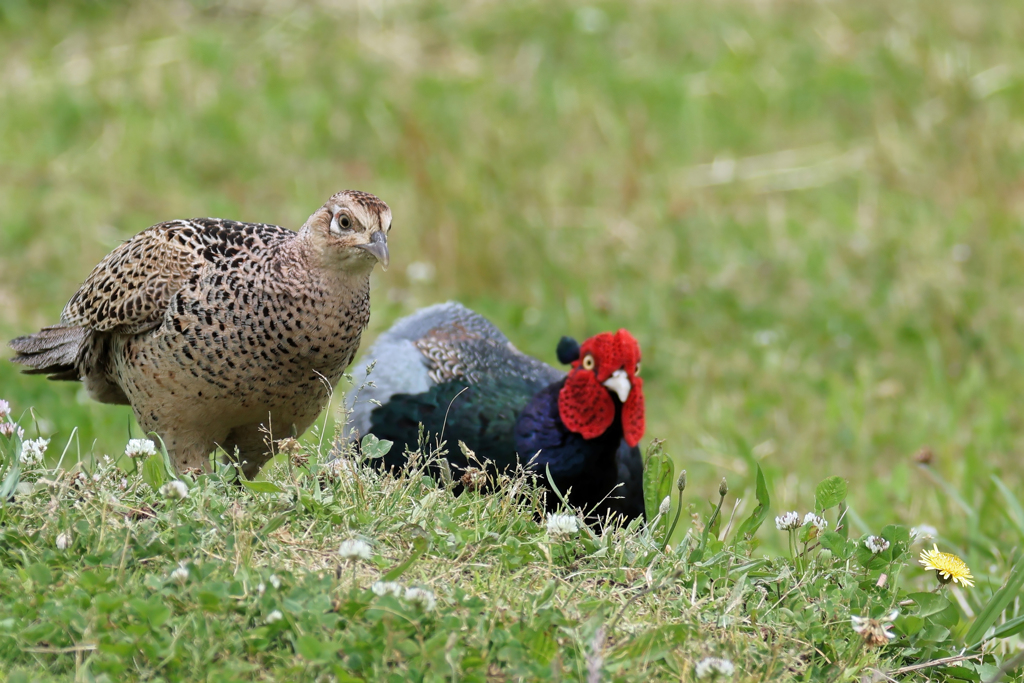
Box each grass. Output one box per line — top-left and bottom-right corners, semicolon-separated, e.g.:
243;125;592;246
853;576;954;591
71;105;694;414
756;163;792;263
1;0;1024;678
1;427;1022;681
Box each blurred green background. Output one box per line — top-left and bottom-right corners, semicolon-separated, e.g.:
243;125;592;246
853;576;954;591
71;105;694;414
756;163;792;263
2;0;1023;536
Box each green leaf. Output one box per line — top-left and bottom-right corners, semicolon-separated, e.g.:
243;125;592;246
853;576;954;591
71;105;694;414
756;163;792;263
909;592;952;618
987;613;1024;640
360;434;393;460
240;480;284;494
966;554;1024;649
814;476;847;512
141;454;167;492
642;439;674;527
819;531;853;560
734;464;770;539
381;536;428;582
257;514;289;538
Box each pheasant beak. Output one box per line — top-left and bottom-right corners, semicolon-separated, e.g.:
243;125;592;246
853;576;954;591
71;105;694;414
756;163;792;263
357;230;390;270
602;369;631;403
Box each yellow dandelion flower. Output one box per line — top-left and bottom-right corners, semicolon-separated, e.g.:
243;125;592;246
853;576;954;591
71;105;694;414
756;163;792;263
918;544;974;587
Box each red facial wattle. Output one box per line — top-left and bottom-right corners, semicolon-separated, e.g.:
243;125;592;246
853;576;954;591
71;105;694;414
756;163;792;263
557;329;646;447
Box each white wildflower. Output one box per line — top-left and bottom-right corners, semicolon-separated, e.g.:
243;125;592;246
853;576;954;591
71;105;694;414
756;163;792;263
322;458;355;481
266;609;284;624
0;399;10;420
338;538;372;562
257;582;266;595
169;562;190;585
56;532;71;551
695;657;735;678
404;586;436;611
0;422;24;439
775;511;801;531
125;438;157;459
371;581;403;597
803;512;828;531
20;438;49;465
864;535;890;554
910;525;938;542
546;513;579;538
269;574;281;590
160;480;189;500
658;496;672;516
851;610;898;647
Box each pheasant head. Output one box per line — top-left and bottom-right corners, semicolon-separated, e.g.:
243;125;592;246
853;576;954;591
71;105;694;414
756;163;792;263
300;190;391;271
557;329;645;447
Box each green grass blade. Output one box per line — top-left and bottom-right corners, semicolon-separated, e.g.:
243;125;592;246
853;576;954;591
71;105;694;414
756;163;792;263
966;554;1024;649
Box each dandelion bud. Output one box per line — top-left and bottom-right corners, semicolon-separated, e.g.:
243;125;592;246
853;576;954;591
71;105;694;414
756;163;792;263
56;532;71;551
719;478;729;498
676;470;687;492
659;496;671;516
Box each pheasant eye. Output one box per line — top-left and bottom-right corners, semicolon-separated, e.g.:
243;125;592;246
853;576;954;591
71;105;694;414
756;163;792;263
582;354;595;371
338;214;352;229
635;361;641;376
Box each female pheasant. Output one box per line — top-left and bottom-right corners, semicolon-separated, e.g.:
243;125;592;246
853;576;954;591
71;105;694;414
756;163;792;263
346;303;646;521
10;190;391;477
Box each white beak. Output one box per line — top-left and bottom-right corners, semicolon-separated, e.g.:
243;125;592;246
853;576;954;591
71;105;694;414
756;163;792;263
602;369;631;403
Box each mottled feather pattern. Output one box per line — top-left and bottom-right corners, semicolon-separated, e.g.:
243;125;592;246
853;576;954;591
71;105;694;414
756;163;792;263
11;190;392;477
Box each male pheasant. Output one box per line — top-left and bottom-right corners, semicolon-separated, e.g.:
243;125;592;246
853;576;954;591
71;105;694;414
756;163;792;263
345;303;646;521
10;190;391;477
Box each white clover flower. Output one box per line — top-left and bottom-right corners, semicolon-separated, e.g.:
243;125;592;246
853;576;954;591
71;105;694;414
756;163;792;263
0;399;10;420
864;535;890;554
170;562;190;585
803;512;828;531
0;422;24;439
910;525;938;542
546;513;579;538
20;438;49;466
56;532;71;551
371;581;403;597
775;511;801;531
695;657;735;678
404;587;436;611
266;609;284;624
659;496;672;516
269;574;281;590
160;480;189;500
257;582;266;595
125;438;157;459
338;538;372;562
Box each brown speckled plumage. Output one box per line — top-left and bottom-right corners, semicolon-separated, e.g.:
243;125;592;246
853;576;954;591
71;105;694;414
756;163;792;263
10;190;391;477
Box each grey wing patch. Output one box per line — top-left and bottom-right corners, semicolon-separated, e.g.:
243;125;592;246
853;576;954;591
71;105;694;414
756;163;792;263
345;337;432;438
343;301;565;439
377;301;511;345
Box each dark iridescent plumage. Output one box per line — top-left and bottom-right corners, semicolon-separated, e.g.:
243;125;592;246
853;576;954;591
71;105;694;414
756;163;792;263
345;303;645;521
